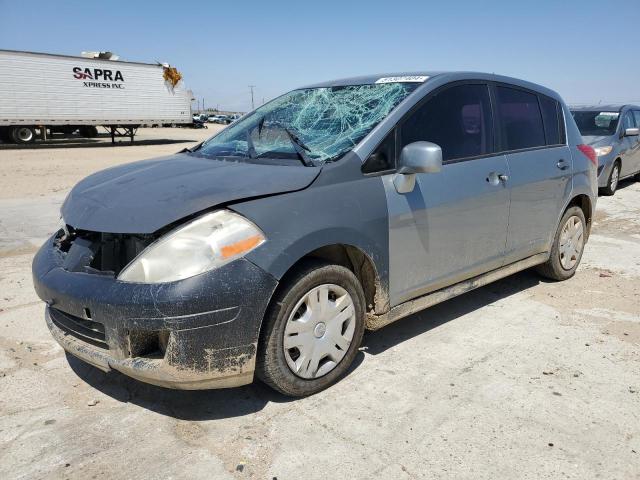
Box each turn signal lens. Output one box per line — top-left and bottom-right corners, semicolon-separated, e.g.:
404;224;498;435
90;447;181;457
594;146;613;157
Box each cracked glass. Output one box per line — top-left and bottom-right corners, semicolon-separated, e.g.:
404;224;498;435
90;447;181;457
197;83;419;165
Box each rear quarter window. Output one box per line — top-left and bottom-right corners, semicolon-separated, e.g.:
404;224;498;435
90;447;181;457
496;86;546;151
539;95;563;145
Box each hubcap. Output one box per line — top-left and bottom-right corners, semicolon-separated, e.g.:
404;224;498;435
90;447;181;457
610;166;619;191
17;128;32;141
559;215;584;270
283;284;356;379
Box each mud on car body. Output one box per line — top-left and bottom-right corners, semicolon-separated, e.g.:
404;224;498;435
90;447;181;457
33;72;597;396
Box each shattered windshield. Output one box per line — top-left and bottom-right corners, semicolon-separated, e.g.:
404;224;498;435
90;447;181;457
196;83;419;165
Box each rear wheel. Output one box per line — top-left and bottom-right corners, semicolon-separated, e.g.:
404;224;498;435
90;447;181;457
257;260;365;396
79;126;98;138
536;206;586;281
11;126;36;144
600;162;620;196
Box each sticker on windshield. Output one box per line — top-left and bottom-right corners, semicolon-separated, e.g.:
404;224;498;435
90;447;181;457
598;112;619;117
375;76;429;84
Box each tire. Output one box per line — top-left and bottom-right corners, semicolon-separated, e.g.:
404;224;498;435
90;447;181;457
256;259;366;397
11;126;35;144
600;161;620;196
79;126;98;138
536;206;587;281
0;128;12;143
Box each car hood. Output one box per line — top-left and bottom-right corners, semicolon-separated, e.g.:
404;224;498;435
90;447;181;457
62;153;321;233
582;135;614;147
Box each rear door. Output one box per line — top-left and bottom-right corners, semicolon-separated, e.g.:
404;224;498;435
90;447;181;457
624;110;640;175
382;82;510;306
494;85;572;263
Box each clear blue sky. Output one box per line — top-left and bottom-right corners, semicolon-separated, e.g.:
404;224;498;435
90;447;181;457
1;0;639;111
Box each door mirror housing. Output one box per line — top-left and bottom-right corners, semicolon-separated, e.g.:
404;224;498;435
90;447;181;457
398;141;443;174
624;127;640;137
394;141;443;194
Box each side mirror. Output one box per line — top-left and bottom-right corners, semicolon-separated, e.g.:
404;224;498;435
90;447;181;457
394;141;442;193
624;127;640;137
398;141;443;174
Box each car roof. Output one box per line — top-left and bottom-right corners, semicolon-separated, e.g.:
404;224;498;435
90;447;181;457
570;104;640;112
301;71;562;101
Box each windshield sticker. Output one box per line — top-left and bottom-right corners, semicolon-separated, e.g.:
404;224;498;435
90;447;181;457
375;75;428;84
598;112;619;117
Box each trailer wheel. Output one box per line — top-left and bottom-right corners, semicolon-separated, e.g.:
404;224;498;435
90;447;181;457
11;126;36;144
0;128;12;143
79;126;98;138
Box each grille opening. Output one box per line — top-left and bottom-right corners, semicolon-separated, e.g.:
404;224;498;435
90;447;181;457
55;226;155;276
127;329;169;359
49;308;108;350
84;307;92;320
89;232;153;275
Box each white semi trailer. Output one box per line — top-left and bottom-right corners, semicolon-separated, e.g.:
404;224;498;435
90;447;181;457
0;50;193;144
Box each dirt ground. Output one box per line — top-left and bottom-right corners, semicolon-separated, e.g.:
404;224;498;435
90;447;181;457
0;128;639;479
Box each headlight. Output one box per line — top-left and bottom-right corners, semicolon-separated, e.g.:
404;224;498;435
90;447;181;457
118;210;265;283
594;146;613;156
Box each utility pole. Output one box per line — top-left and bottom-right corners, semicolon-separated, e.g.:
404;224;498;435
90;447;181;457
202;97;205;111
249;85;256;110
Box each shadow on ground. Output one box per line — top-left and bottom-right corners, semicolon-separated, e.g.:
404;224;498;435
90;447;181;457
0;134;198;150
363;269;541;355
68;269;542;419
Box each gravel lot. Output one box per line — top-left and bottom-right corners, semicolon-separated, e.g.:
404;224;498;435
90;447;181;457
0;128;639;479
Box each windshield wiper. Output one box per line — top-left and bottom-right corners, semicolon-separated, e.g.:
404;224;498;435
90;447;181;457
281;127;313;166
246;130;258;159
262;119;313;166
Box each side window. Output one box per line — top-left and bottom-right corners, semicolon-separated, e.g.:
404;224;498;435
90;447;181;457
539;95;562;145
558;103;567;144
363;130;395;173
400;84;493;162
634;111;640;128
496;86;546;150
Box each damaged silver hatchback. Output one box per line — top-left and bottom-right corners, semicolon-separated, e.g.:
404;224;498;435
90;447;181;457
33;72;597;396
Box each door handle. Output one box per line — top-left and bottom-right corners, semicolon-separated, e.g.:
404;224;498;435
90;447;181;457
556;159;569;170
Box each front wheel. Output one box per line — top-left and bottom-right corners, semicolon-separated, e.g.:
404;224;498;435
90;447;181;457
257;260;366;396
536;206;587;281
600;162;620;196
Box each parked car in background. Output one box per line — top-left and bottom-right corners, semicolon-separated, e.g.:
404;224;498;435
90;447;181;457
207;114;225;123
193;114;208;122
33;72;596;396
571;105;640;195
208;115;233;124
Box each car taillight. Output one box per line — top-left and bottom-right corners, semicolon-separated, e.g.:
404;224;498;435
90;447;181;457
577;144;597;166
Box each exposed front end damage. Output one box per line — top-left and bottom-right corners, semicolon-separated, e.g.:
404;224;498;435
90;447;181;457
33;231;278;389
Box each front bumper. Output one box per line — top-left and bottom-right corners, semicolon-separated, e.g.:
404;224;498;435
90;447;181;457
33;235;278;389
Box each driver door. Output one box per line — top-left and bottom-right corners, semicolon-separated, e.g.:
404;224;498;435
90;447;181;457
382;82;510;306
